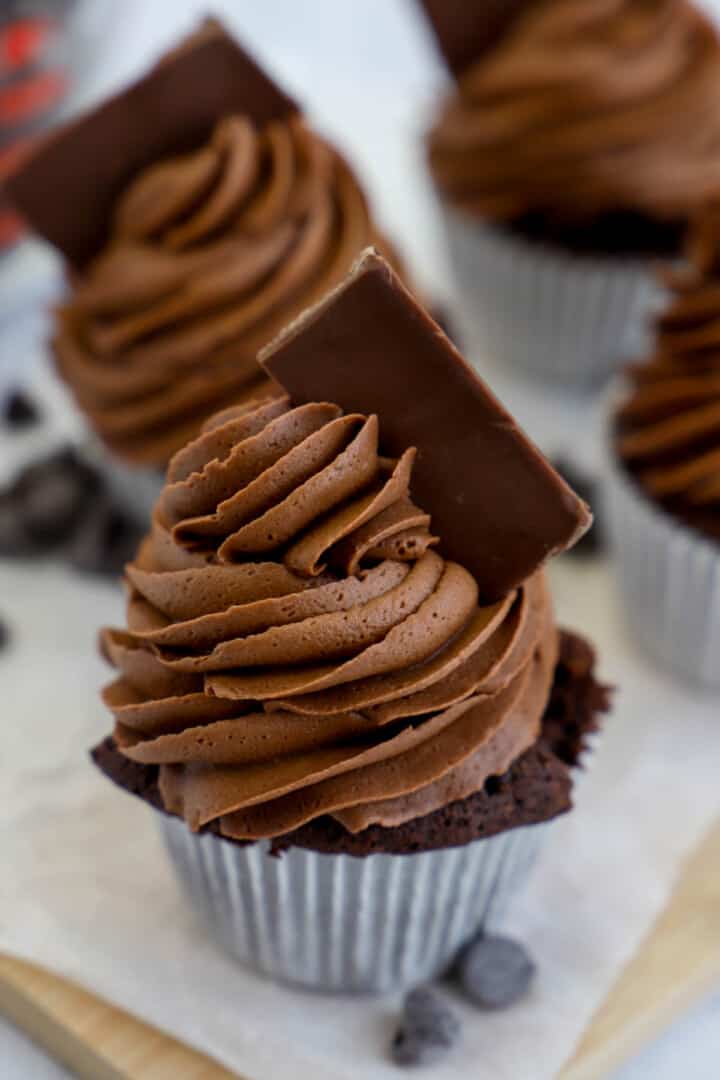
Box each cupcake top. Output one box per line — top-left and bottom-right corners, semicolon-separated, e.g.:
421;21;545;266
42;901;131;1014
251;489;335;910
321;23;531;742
55;113;391;466
103;395;557;840
427;0;720;250
97;251;592;844
616;256;720;542
7;21;397;468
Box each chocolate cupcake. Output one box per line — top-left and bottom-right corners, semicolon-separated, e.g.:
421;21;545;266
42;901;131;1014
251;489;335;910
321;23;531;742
607;240;720;686
92;253;610;992
422;0;720;386
6;20;401;519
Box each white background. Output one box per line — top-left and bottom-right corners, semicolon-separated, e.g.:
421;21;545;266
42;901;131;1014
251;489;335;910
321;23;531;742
1;1;719;1076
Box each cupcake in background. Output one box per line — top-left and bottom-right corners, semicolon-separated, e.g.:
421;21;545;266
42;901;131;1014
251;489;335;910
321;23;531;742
5;19;403;519
422;0;720;388
92;251;610;993
607;224;720;687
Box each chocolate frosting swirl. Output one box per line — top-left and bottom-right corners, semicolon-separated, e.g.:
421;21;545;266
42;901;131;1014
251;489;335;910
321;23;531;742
54;114;397;467
102;397;557;840
617;261;720;539
428;0;720;230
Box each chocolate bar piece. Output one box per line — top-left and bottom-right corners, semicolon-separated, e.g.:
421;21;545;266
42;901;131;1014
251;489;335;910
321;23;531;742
416;0;530;77
261;251;590;600
5;19;297;267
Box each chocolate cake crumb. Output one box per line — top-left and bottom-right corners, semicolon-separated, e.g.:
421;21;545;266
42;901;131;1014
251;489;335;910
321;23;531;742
91;742;164;812
91;630;610;857
541;631;612;768
507;208;684;260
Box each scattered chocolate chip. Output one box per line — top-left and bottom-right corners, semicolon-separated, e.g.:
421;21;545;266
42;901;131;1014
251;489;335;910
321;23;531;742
12;445;100;546
0;443;142;576
0;491;31;556
0;617;9;650
391;987;461;1067
66;494;143;577
430;304;457;345
3;389;41;428
456;934;535;1009
551;458;596;508
551;458;601;556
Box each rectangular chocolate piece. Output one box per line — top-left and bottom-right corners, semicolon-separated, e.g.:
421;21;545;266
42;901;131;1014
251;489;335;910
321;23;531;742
260;250;591;601
416;0;531;77
5;19;297;268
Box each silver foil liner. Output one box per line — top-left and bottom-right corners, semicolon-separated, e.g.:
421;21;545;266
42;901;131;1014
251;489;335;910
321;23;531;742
160;815;549;994
440;207;665;388
605;442;720;688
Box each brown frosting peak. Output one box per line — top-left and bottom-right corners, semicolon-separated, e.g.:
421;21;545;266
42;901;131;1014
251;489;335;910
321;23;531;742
617;261;720;538
54;114;396;467
102;397;557;840
427;0;720;229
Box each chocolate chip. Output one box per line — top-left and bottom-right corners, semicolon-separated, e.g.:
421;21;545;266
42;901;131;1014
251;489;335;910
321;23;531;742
551;458;601;556
430;304;457;345
456;934;535;1009
22;471;91;544
0;491;31;556
13;446;100;546
391;987;461;1067
66;494;143;577
3;389;40;429
0;443;143;574
0;444;103;556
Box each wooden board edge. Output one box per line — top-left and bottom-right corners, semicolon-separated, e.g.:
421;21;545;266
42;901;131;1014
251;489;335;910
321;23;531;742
0;820;718;1080
561;819;720;1079
0;955;236;1080
562;960;720;1080
0;959;124;1080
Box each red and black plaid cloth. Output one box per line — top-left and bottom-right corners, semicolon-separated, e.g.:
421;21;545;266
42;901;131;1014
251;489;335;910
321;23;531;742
0;3;74;247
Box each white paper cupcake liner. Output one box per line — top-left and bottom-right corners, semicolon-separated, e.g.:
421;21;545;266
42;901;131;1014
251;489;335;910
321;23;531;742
440;208;666;388
605;444;720;688
160;816;549;994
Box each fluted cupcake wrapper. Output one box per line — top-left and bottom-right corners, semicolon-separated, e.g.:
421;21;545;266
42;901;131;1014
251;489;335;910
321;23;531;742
605;443;720;688
159;815;548;994
440;207;665;388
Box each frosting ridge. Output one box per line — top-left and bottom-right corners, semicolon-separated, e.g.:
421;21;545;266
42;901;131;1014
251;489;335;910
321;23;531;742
427;0;720;231
103;397;558;840
617;259;720;538
55;114;396;466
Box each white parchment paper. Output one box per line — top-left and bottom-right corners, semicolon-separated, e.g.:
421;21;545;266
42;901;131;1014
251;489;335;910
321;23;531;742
0;358;718;1080
1;4;719;1075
